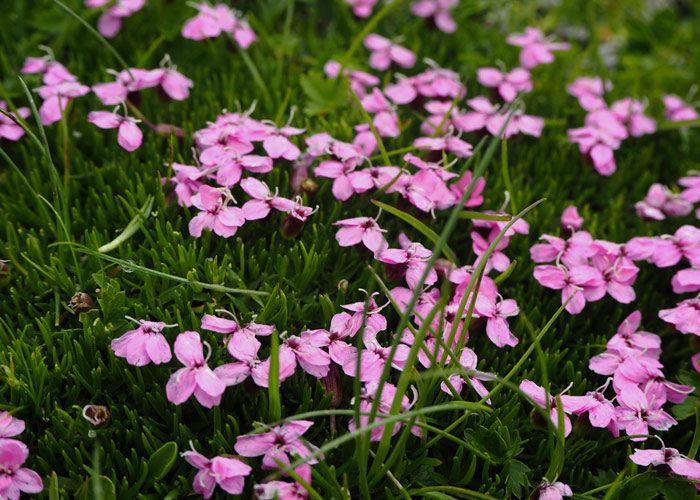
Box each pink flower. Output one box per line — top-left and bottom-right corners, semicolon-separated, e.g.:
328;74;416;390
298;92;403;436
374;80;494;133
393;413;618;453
440;347;493;401
659;298;700;336
605;311;661;359
566;77;611;111
449;171;486;208
281;331;332;379
182;3;257;48
590;245;639;304
213;331;270;388
663;94;699;122
611;98;656;137
413;135;473;158
364;34;416;70
37;80;90;125
485;109;545;139
88;109;143;152
181;445;252;498
334;216;388;253
166;331;227;408
343;331;409;381
453;97;499;133
561;206;584;232
519;380;590;437
240;178;296;220
234;420;320;471
188;186;245;238
89;0;146;38
385;77;419;105
345;0;378;18
411;0;458;33
166;163;207;207
353;124;378;156
615;385;677;440
323;61;379;99
263;124;305;161
532;481;572;500
630;446;700;485
679;173;700;204
0;440;43;500
348;381;420;440
0;413;25;441
671;268;700;294
650;225;700;268
111;319;174;366
571;389;616;429
312;312;360;366
471;230;512;274
506;27;571;68
532;264;605;314
477;67;532;102
413;67;464;99
314;159;373;201
378;234;437;289
341;292;388;336
474;294;519;347
360;89;400;138
0;101;30;142
150;66;194;101
635;183;693;220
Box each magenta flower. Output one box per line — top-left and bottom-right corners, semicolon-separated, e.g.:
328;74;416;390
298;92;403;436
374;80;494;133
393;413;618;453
348;381;420;440
234;420;320;472
323;60;379;99
0;101;30;142
531;481;572;500
477;67;532;102
345;0;378;18
111;318;174;366
659;298;700;336
0;440;43;500
385;77;419;104
672;268;700;294
188;186;245;238
605;311;661;359
341;292;388;336
165;331;227;408
630;446;700;485
453;97;499;133
281;331;332;379
411;0;458;33
313;312;360;366
679;173;700;204
343;332;409;381
88;109;143;152
615;385;677;440
471;230;512;274
240;178;296;220
532;264;605;314
663;94;699;122
334;216;388;253
519;380;590;437
414;134;473;158
449;171;486;208
353;124;378;156
181;444;252;498
363;34;416;70
560;206;584;232
506;27;571;68
474;294;519;347
212;331;269;388
572;389;616;430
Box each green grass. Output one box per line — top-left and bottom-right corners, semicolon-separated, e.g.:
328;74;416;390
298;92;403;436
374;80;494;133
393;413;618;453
2;0;700;498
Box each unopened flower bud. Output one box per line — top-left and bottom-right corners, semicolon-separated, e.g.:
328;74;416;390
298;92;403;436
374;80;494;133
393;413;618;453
82;405;110;427
0;261;10;287
337;279;349;293
69;292;93;313
322;364;343;409
300;178;319;196
281;213;306;238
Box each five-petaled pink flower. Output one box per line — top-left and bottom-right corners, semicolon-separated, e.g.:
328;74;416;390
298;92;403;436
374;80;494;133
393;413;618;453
364;34;416;71
506;27;571;68
111;318;174;366
411;0;458;33
334;216;388;253
182;444;252;498
477;67;532;102
189;185;246;238
0;440;43;500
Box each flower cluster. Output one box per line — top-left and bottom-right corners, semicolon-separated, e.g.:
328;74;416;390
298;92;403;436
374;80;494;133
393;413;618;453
567;76;656;175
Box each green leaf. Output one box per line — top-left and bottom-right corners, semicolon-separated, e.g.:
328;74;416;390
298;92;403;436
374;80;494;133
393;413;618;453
49;471;59;500
671;395;700;421
75;475;117;500
609;472;662;500
463;425;508;464
300;71;348;115
503;459;530;498
147;442;178;481
661;479;699;500
371;199;458;263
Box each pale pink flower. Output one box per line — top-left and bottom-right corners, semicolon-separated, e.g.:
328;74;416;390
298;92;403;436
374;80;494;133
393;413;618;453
611;98;656;137
659;298;700;336
182;3;257;48
679;172;700;204
0;413;25;441
213;331;270;388
348;381;420;440
615;385;677;440
448;171;486;208
506;27;571;68
111;319;174;366
166;331;227;408
314;159;373;201
343;331;409;381
440;347;493;401
630;446;700;485
188;186;245;238
411;0;458;33
533;264;605;314
361;89;400;138
477;67;532;102
240;178;296;220
353;124;378;156
166;163;207;207
471;230;512;274
0;101;30;142
181;445;252;498
378;234;437;289
474;294;519;347
650;225;700;268
0;440;43;500
341;292;388;336
635;183;693;220
605;311;661;359
413;67;464;99
37;80;90;125
88;109;143;152
566;77;611;111
364;34;416;71
385;77;419;105
90;0;146;38
262;124;305;161
345;0;378;18
413;135;473;158
561;206;584;232
532;481;572;500
671;268;700;294
453;97;500;133
312;312;361;366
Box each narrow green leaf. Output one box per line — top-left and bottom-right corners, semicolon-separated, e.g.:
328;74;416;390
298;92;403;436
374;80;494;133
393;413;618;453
146;442;178;481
